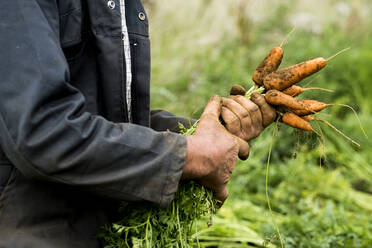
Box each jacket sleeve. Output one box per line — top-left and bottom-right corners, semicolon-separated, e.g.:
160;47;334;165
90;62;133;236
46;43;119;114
150;110;197;133
0;0;186;208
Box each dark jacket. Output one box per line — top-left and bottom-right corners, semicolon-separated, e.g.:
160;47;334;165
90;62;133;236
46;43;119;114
0;0;191;247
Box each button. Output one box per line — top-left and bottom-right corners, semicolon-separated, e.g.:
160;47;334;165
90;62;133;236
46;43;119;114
138;12;146;21
107;0;115;9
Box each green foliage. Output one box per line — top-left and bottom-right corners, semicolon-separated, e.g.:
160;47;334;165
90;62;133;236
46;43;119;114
100;182;218;248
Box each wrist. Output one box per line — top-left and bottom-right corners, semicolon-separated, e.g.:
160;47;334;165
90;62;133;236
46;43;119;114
181;136;195;180
182;135;204;180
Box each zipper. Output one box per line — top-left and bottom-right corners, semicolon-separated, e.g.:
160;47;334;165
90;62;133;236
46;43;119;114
119;0;133;123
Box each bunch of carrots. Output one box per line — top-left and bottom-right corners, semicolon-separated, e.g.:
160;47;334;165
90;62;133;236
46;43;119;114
244;33;368;248
244;34;366;146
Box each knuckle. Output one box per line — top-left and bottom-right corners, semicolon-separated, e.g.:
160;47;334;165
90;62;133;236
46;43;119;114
241;110;250;119
268;112;277;121
231;114;240;123
223;175;230;184
253;129;261;138
230;118;241;129
223;98;234;106
251;93;264;103
236;95;246;102
250;104;260;112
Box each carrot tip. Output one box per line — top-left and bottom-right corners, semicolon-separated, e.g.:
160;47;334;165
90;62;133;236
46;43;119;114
304;87;334;93
280;26;296;48
326;47;351;61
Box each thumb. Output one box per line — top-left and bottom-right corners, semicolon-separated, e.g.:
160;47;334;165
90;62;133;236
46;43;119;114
230;84;246;96
215;186;229;207
199;95;222;126
233;135;250;160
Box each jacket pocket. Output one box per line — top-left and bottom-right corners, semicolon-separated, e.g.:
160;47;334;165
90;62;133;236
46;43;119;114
59;2;88;62
59;1;83;47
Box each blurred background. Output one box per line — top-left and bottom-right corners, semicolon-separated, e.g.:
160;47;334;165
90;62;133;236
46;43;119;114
144;0;372;247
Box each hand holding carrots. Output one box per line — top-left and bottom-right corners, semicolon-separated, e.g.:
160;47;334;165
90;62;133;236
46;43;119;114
221;85;276;142
182;95;251;204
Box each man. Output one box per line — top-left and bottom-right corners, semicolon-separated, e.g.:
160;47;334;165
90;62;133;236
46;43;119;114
0;1;276;247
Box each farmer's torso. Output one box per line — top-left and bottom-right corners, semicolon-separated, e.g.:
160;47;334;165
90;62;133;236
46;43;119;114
59;0;151;125
0;0;150;247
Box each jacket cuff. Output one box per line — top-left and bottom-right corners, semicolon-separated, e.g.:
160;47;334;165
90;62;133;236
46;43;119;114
158;132;187;208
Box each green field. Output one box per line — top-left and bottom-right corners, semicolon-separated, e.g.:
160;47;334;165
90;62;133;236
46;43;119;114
143;0;372;247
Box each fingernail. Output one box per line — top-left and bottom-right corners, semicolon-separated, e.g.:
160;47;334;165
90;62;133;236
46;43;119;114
251;93;258;98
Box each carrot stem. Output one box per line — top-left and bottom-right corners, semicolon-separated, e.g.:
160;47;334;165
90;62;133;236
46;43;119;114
245;85;265;98
280;26;296;48
326;47;351;61
265;119;284;248
314;121;327;167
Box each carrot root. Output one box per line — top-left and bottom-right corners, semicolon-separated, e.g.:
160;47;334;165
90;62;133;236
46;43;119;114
316;119;360;147
314;121;327;168
279;26;296;48
326;47;351;62
303;87;334;93
326;103;368;138
265;120;284;248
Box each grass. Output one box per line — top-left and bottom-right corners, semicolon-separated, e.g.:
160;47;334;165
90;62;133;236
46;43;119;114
111;0;372;247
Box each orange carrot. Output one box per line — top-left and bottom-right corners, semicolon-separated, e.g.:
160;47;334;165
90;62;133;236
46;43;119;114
292;100;328;116
265;91;328;116
282;85;304;96
301;115;315;122
265;89;305;110
263;48;350;91
300;100;328;111
263;57;327;90
282;85;333;97
282;112;313;131
252;47;283;86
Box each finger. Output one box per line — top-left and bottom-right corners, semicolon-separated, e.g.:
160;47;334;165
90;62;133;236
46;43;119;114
201;95;222;119
250;93;277;127
198;95;223;131
231;95;263;132
230;84;246;96
221;107;241;137
223;98;252;137
234;135;250;160
222;97;250;120
215;186;229;207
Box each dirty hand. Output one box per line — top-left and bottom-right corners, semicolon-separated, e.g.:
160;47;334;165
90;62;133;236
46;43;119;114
182;95;249;205
221;84;276;144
